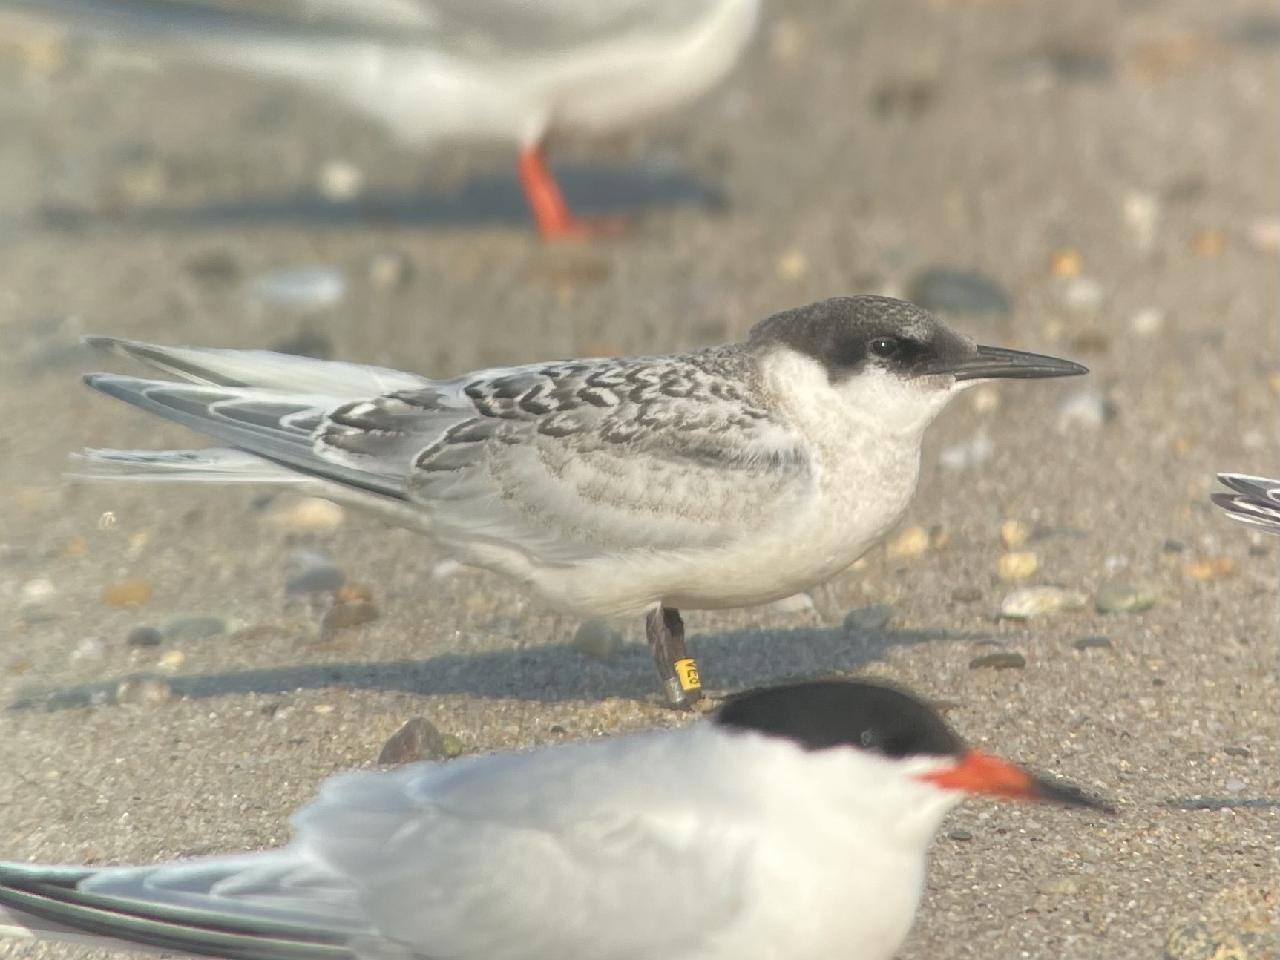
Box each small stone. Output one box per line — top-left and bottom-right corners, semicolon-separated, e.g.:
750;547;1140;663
997;551;1038;581
948;829;974;841
1163;538;1186;553
264;497;345;531
907;267;1011;315
249;266;347;313
970;387;1000;414
114;674;173;706
870;76;938;118
951;586;983;603
886;525;930;560
313;703;335;715
1130;307;1165;336
184;249;240;285
999;586;1087;620
1193;228;1225;258
317;159;364;201
378;717;448;765
17;578;57;616
101;580;152;608
335;582;373;604
157;650;186;672
161;615;228;641
1163;921;1249;960
776;250;809;281
1049;248;1083;277
1060;276;1104;311
842;604;894;634
1057;389;1111;433
441;734;466;758
1000;519;1029;549
285;549;347;595
1222;745;1251;758
1183;557;1235;581
1247;217;1280;253
126;625;163;647
320;599;379;634
1095;581;1158;614
366;251;414;291
767;18;807;63
572;620;624;660
1073;635;1113;651
969;651;1026;670
938;432;994;472
70;638;105;662
1123;191;1161;251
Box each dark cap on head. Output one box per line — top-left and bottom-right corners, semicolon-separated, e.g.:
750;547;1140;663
715;679;965;759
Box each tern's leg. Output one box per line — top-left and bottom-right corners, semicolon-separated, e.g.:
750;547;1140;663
516;144;625;241
645;605;703;709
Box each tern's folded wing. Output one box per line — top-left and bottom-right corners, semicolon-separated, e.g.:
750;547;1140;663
293;729;754;960
347;351;814;563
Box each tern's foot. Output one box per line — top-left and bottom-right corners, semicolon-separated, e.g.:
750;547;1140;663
537;213;630;242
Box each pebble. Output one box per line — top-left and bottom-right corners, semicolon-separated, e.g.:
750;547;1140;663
249;266;347;312
1000;519;1029;549
1248;217;1280;253
126;625;163;647
1163;921;1249;960
1073;635;1113;651
969;651;1026;670
1095;581;1158;614
101;580;152;608
775;250;809;281
366;251;415;291
114;674;173;706
320;599;379;634
264;497;346;531
947;829;974;842
1130;306;1165;336
842;604;894;634
161;615;228;641
1193;228;1225;258
1048;248;1083;277
377;718;449;765
1057;389;1111;433
870;76;938;119
572;620;624;660
997;551;1038;581
184;249;240;285
157;650;186;672
1123;190;1161;250
950;586;983;603
886;525;929;559
17;578;57;618
1060;275;1104;311
70;637;104;662
999;586;1087;620
317;159;364;201
907;268;1011;315
938;432;993;472
285;549;347;595
1184;557;1235;581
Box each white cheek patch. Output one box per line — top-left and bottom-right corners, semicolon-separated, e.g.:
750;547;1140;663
835;366;958;435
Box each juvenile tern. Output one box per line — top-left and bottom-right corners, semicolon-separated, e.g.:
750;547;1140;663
76;295;1087;706
0;678;1111;960
1212;473;1280;534
1;0;761;238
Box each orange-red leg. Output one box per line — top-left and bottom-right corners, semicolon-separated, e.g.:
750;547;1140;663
516;144;625;240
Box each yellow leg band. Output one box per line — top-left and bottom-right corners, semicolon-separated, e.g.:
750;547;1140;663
674;658;702;692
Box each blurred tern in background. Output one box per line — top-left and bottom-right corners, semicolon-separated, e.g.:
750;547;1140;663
75;296;1086;707
0;679;1112;960
0;0;761;238
1212;473;1280;534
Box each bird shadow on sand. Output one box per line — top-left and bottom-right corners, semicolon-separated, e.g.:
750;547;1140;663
11;623;987;712
38;164;727;232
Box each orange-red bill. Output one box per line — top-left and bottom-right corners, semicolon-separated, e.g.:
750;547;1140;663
919;751;1114;812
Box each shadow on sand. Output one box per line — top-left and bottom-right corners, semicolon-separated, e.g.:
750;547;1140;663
12;622;987;711
39;163;727;232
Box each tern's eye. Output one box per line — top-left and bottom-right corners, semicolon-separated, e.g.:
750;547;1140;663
869;337;901;359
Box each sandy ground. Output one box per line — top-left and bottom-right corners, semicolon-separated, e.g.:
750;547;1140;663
0;1;1276;958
